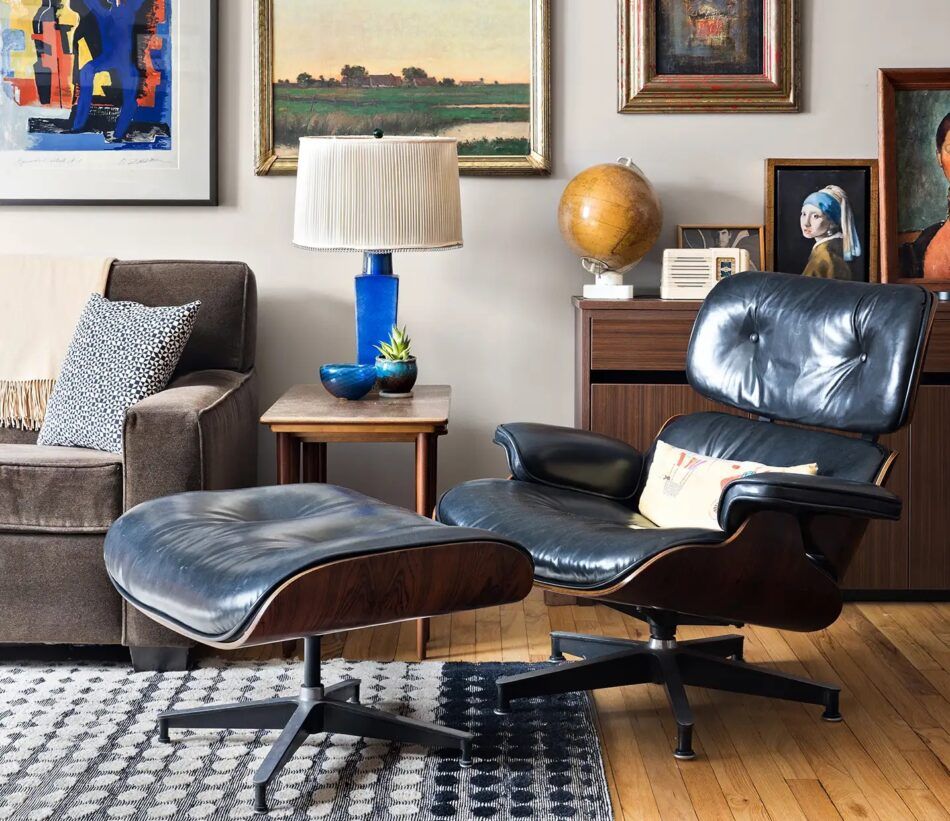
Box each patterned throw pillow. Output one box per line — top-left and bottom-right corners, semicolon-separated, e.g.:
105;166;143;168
38;294;200;454
638;439;818;531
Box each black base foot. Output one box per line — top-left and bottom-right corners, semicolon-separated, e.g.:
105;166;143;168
130;645;190;673
156;637;471;814
497;628;840;761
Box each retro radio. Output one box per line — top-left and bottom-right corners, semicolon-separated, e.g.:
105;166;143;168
661;248;751;300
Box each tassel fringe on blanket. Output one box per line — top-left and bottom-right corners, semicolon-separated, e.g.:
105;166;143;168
0;379;57;431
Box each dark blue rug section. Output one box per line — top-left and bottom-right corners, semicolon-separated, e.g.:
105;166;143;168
0;658;613;820
436;662;612;820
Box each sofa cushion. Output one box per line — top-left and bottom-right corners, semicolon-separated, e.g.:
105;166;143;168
0;444;122;533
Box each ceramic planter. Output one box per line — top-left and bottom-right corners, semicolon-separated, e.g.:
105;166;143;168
375;357;417;397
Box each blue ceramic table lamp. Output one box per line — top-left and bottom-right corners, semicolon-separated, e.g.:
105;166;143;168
293;134;463;367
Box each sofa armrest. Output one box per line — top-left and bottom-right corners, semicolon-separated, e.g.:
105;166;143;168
493;422;643;503
123;369;258;511
718;472;902;533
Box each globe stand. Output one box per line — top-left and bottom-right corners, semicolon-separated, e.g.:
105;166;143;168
582;261;634;300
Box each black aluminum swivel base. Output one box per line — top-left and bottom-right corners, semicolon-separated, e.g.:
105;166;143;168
155;637;472;814
494;627;841;760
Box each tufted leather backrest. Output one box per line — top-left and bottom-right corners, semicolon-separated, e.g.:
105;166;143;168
687;272;935;435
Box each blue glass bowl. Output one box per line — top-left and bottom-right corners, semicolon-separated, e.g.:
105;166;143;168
319;364;377;401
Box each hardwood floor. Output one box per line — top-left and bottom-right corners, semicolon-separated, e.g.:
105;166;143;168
215;591;950;821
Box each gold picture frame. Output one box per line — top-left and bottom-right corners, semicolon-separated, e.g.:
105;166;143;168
254;0;551;177
765;159;880;282
677;224;766;271
619;0;800;113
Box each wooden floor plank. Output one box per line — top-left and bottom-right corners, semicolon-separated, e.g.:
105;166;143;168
499;601;529;663
523;588;553;662
787;778;844;820
474;605;502;662
897;788;950;821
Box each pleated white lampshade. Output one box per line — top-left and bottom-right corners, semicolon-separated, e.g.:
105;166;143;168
293;136;464;253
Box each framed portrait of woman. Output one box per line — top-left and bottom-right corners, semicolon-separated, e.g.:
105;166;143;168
619;0;800;113
765;159;880;283
879;69;950;286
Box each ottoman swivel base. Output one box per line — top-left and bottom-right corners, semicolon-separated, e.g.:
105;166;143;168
157;637;473;814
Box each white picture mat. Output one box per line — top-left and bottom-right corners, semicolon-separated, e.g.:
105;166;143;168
0;1;214;203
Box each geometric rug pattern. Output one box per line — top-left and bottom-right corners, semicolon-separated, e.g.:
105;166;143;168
0;659;612;820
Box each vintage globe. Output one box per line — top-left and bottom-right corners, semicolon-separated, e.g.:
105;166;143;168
558;159;663;273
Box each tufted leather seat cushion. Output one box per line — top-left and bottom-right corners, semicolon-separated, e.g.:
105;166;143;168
437;479;724;590
688;272;932;434
105;484;526;642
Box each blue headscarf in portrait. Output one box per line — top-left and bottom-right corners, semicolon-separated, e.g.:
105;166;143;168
803;186;862;262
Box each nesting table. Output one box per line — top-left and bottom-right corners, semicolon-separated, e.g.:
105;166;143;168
260;384;451;659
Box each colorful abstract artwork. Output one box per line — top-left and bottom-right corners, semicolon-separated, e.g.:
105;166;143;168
255;0;551;176
0;0;172;152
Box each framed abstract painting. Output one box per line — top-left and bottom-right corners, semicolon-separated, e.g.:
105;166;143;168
619;0;800;113
879;68;950;286
254;0;551;176
0;0;217;205
765;159;879;283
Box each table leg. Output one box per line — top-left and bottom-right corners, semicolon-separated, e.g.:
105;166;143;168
302;443;327;483
277;433;301;485
414;433;439;660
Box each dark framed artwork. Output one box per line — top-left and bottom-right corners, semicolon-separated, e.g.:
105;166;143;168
619;0;800;113
677;224;765;270
879;68;950;286
0;0;217;206
254;0;551;176
765;159;880;282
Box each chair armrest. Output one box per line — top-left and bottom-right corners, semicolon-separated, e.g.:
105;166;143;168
493;422;643;503
718;472;902;533
123;369;258;510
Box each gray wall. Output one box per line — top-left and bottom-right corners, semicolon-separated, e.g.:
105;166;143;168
2;0;949;509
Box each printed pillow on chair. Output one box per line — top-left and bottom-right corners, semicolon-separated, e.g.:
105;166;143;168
38;294;200;454
639;439;818;531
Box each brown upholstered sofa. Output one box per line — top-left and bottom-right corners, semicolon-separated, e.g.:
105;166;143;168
0;261;258;671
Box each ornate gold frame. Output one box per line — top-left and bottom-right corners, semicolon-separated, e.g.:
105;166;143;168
254;0;551;176
619;0;800;113
764;158;880;281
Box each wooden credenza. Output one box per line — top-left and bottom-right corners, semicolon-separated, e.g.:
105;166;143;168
575;297;950;598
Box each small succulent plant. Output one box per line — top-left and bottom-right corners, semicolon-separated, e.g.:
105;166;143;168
375;326;414;361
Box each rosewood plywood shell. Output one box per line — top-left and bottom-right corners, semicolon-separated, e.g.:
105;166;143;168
544;511;843;632
176;541;535;650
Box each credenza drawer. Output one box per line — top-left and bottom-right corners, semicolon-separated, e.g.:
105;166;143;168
924;311;950;372
590;311;696;370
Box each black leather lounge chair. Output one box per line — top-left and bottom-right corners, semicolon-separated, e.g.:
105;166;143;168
438;271;935;760
104;484;533;813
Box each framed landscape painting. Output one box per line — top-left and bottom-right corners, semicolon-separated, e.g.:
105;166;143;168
255;0;550;176
0;0;217;205
619;0;800;113
879;68;950;286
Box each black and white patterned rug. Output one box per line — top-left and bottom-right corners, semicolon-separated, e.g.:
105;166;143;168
0;659;612;820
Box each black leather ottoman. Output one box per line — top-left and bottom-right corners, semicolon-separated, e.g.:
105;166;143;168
104;484;533;813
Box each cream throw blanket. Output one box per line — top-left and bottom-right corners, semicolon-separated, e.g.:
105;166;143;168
0;255;114;430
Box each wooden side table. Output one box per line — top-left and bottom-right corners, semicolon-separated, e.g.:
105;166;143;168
260;384;451;660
